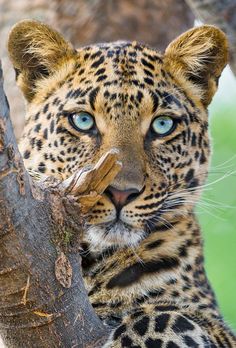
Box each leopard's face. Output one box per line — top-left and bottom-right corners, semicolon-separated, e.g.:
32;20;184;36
19;42;210;250
9;21;227;252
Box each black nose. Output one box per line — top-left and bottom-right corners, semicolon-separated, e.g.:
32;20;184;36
105;186;141;211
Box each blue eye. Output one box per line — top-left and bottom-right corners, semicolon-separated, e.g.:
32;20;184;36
152;116;174;136
70;112;95;132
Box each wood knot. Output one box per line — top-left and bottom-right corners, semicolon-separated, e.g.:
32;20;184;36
55;251;72;288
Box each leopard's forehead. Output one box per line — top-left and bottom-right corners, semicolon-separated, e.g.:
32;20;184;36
31;40;190;128
76;40;163;69
73;40;177;105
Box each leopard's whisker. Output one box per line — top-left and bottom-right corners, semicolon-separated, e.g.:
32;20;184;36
211;155;236;170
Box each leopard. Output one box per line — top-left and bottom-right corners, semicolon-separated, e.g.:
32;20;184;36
7;20;236;347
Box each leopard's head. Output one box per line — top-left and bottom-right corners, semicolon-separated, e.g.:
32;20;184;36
8;20;228;251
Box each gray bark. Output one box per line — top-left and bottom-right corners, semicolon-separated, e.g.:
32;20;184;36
0;62;108;347
54;0;194;51
185;0;236;75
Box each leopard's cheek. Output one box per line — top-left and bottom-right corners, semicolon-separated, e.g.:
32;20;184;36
87;196;116;225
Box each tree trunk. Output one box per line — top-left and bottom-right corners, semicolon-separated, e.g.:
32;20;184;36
54;0;194;51
0;62;109;348
185;0;236;75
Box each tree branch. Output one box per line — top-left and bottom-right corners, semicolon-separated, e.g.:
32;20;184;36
185;0;236;75
0;61;110;347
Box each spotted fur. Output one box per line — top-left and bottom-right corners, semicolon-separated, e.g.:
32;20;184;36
8;20;236;347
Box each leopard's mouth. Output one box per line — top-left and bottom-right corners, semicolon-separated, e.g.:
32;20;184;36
84;219;146;250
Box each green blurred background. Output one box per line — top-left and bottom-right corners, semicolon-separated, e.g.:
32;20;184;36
199;66;236;331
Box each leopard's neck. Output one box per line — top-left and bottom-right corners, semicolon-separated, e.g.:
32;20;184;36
81;212;220;325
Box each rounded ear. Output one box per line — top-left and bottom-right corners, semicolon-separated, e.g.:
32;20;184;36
8;20;76;101
164;25;229;106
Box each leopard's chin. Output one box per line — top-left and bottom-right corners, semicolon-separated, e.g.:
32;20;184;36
84;220;146;251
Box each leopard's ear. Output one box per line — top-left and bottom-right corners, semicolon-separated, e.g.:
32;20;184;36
164;25;229;106
8;20;76;101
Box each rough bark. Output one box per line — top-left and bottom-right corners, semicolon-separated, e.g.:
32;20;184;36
54;0;194;51
185;0;236;75
0;62;111;347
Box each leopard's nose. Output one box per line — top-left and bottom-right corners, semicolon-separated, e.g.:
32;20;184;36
105;186;141;211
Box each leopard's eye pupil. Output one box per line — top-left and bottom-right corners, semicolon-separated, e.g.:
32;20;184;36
71;112;94;131
152;116;174;136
